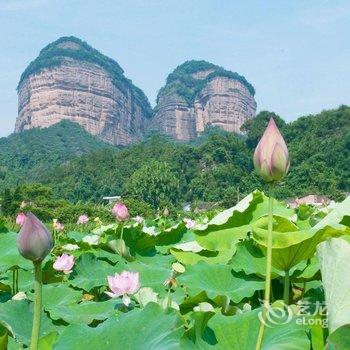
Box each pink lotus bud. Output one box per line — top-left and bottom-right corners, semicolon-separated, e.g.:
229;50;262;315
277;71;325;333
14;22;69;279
17;212;53;262
253;118;290;183
53;254;75;274
77;214;89;225
112;202;129;221
105;271;140;306
16;213;26;227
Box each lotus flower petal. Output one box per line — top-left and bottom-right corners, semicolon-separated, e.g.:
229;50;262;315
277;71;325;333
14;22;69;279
112;202;129;221
17;212;53;262
53;254;75;274
253;118;289;182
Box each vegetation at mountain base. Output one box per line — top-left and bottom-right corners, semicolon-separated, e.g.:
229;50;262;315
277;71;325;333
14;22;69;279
156;60;255;105
18;36;152;116
0;120;112;188
0;106;349;223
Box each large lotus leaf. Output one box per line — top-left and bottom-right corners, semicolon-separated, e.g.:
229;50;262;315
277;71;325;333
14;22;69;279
54;302;184;350
122;225;158;256
48;299;119;324
3;268;33;293
69;253;118;291
230;240;282;278
28;283;82;309
252;214;347;271
0;232;32;271
178;262;264;303
0;300;57;345
181;311;216;349
155;222;187;246
126;259;173;295
315;196;350;230
207;307;310;349
195;191;293;251
170;247;235;265
317;237;350;334
325;324;350;350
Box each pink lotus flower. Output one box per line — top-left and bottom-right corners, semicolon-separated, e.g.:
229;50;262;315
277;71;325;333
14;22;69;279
112;202;129;221
17;212;53;262
77;214;89;225
184;218;196;230
253;118;290;183
53;254;75;274
106;271;140;306
53;219;64;231
16;213;26;227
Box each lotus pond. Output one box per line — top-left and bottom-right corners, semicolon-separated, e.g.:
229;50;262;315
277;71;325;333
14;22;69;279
0;190;349;349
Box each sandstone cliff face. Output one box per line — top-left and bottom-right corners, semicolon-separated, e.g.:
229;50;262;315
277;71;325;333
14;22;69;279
151;61;257;141
16;37;151;146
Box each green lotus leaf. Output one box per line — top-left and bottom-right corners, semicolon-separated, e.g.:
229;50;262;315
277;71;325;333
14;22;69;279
317;237;350;334
0;300;57;346
0;232;32;271
230;240;282;278
252;208;348;271
28;283;82;309
325;324;350;350
207;307;310;349
170;247;235;265
48;299;119;324
126;260;173;296
195;191;293;251
69;253;120;291
178;262;264;303
54;302;184;350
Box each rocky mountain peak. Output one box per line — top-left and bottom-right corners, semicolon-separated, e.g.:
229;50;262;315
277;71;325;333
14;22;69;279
151;60;257;141
15;36;151;146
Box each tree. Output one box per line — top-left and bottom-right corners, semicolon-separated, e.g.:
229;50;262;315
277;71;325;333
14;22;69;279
124;161;180;209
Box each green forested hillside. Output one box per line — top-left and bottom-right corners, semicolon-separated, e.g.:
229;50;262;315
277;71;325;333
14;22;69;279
0;120;112;187
1;107;349;215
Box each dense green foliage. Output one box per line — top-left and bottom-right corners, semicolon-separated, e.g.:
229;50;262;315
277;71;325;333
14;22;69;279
1;183;114;224
0;107;349;221
0;191;349;349
0;120;112;188
18;36;152;116
156;60;255;105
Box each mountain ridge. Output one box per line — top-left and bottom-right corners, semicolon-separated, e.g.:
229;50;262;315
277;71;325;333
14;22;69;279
15;36;257;144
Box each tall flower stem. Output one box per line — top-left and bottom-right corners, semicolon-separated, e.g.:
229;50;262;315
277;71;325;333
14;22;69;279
256;185;274;350
283;270;290;305
120;224;124;241
15;268;19;294
166;287;172;308
30;261;42;350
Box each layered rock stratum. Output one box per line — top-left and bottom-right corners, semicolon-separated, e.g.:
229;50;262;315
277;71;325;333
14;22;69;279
16;38;257;144
16;37;152;146
151;61;257;141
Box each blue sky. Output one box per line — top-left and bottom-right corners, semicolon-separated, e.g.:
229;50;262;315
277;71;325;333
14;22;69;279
0;0;349;137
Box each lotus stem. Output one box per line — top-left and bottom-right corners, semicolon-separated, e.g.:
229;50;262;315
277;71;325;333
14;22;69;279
15;268;19;294
120;224;124;241
256;185;274;350
12;269;15;295
283;270;290;304
30;261;42;350
166;287;172;308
